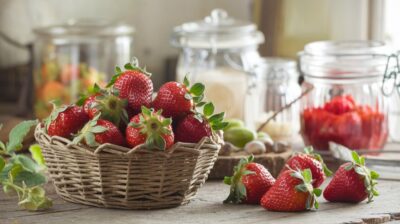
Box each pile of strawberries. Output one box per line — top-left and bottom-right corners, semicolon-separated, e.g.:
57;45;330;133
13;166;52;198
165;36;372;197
44;59;227;150
224;147;379;212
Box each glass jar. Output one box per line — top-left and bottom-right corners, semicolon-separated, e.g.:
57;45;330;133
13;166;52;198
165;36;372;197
171;9;265;128
254;58;301;142
33;19;134;119
299;40;389;151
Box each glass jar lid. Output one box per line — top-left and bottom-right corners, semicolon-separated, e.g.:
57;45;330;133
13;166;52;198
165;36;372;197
171;9;264;49
300;40;391;79
34;19;135;37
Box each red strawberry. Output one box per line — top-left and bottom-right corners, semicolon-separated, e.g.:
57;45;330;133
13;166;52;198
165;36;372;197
174;102;228;143
324;95;356;115
78;84;129;129
108;60;153;113
224;155;275;204
83;94;100;117
73;114;126;147
175;113;212;143
126;106;174;150
152;77;204;118
261;169;321;212
279;147;332;187
323;151;379;203
46;105;89;138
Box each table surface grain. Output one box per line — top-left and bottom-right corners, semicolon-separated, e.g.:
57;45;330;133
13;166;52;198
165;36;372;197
1;178;400;224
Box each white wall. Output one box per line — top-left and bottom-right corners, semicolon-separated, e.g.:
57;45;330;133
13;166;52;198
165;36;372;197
44;0;253;86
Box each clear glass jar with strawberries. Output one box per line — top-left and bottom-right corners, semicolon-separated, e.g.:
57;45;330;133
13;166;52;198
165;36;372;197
299;41;390;151
33;20;134;119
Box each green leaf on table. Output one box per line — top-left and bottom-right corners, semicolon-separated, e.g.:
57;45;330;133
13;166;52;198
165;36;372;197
19;186;53;211
13;155;41;173
0;156;4;173
13;170;46;187
29;145;45;166
6;120;38;153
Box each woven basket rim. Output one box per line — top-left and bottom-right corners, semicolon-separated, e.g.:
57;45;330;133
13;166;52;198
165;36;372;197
35;124;223;157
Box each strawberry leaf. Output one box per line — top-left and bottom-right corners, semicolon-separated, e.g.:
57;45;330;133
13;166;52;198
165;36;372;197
370;170;379;179
190;83;205;96
0;156;4;172
351;151;361;164
6;120;38;153
203;102;214;117
313;188;322;196
223;176;232;185
183;75;190;87
115;66;122;74
29;145;45;166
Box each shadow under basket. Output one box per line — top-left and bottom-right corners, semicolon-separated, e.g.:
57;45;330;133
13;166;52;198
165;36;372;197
34;125;222;209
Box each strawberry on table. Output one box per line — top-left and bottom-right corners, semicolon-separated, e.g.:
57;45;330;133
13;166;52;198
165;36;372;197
261;168;322;212
224;155;275;204
126;106;174;150
108;59;153;114
174;102;228;143
45;104;89;139
279;146;332;187
72;113;126;147
152;76;205;118
323;151;379;203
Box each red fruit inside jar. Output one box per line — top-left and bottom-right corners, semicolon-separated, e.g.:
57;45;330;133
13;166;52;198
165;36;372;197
301;95;388;151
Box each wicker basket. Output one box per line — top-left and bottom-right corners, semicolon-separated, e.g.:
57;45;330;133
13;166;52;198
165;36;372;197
34;124;222;209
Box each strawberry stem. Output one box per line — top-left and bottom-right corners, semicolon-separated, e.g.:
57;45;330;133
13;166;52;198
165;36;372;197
223;155;255;204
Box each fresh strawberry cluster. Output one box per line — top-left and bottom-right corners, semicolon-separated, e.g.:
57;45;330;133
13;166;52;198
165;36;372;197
224;148;379;212
44;59;227;150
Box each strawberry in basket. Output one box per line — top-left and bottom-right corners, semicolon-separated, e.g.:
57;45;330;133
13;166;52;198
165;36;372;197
45;103;89;138
108;59;153;114
126;106;174;150
153;77;228;143
43;58;227;151
72;113;126;147
77;84;129;129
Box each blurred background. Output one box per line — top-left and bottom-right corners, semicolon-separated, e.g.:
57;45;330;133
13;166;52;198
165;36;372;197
0;0;400;137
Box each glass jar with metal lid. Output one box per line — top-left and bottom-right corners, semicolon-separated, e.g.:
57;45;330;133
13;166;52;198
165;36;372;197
254;58;301;142
299;40;389;151
171;9;264;128
33;19;134;119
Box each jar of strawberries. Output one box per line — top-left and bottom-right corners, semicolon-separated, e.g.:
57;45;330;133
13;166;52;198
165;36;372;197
33;19;134;119
299;41;390;151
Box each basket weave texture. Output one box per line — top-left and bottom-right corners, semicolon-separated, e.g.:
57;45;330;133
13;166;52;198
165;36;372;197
34;124;222;209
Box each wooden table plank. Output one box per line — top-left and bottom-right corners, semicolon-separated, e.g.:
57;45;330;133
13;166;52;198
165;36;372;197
1;179;400;224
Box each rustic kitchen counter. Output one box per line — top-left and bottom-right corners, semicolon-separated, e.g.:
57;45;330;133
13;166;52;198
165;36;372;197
1;178;400;224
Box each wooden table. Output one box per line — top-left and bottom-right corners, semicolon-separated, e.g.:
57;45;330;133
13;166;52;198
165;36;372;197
1;178;400;224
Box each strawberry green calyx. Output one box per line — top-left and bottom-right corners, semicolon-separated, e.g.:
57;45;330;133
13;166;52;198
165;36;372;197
76;83;105;106
192;102;229;132
129;106;172;150
344;151;379;203
92;93;129;125
182;75;206;108
72;113;108;147
77;83;129;127
107;58;151;87
223;155;255;204
290;168;322;210
304;146;333;177
44;101;69;131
